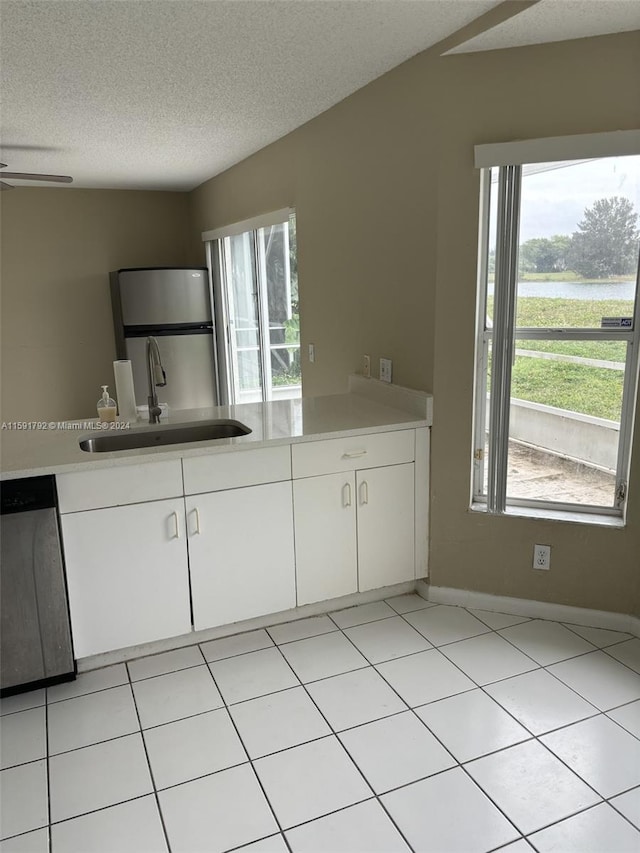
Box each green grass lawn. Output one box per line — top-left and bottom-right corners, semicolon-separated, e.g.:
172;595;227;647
515;298;634;330
511;358;624;421
517;272;634;283
486;296;634;420
518;271;581;282
488;272;635;283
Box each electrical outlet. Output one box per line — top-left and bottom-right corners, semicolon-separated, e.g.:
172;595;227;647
308;343;315;363
363;354;371;378
533;544;551;570
380;357;392;383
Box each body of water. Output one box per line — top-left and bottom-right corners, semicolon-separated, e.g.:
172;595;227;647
488;280;636;301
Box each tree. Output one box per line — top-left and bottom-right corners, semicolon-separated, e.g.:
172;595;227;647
567;196;639;278
519;235;571;274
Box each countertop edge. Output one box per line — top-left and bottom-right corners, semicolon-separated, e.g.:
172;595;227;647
1;419;428;481
1;389;432;481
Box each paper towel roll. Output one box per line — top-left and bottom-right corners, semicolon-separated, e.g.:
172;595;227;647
113;360;138;421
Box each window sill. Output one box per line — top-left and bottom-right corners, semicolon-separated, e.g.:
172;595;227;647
470;502;625;528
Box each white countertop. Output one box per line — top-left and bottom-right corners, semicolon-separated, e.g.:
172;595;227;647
0;380;432;480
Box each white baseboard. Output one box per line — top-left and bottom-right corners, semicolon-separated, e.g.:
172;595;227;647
426;585;640;637
77;580;416;672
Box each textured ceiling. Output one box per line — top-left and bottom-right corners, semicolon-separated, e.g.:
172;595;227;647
1;1;637;192
447;0;640;54
0;0;500;191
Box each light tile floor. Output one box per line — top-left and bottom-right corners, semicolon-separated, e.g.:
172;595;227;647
1;594;640;853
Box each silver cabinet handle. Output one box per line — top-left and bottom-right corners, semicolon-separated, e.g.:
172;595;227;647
342;482;352;507
360;480;369;505
342;450;367;459
170;511;180;539
192;507;201;535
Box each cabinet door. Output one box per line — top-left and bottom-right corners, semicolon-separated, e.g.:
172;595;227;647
186;481;296;631
293;473;358;606
356;463;415;592
61;499;191;658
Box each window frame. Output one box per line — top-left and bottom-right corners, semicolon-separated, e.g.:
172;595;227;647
204;209;299;406
472;160;640;522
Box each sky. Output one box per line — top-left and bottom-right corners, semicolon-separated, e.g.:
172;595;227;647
489;155;640;244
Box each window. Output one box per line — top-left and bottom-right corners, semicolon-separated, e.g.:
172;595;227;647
473;135;640;520
204;209;300;405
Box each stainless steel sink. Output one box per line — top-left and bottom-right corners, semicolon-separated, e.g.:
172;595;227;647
79;419;251;452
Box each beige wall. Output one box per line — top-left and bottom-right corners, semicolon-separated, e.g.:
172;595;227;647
188;60;439;397
0;188;190;421
432;37;640;617
189;31;640;615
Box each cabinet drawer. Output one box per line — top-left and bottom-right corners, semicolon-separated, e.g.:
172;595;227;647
57;459;183;513
292;430;415;479
183;445;291;495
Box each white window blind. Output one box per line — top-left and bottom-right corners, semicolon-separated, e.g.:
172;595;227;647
201;207;293;242
474;130;640;168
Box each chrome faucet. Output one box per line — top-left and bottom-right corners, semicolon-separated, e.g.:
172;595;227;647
146;336;166;424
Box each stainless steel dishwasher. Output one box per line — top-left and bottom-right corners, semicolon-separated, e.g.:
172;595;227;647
1;475;76;696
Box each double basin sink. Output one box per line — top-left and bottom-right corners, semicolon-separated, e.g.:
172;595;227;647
79;419;251;453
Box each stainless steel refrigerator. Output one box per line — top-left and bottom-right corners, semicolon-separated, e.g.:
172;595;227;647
110;267;219;412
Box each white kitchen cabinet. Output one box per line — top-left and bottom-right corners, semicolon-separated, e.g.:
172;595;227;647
356;463;415;591
293;473;358;606
61;498;191;658
292;429;418;605
186;481;296;630
56;423;428;660
293;462;415;606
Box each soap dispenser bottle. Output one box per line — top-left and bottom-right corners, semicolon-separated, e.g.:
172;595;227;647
97;385;117;423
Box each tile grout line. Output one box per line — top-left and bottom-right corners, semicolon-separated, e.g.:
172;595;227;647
379;612;552;743
7;599;639;848
521;800;618;846
202;659;296;853
451;608;636;738
45;689;52;853
33;677;639;846
436;613;640;808
538;658;640;731
338;611;638;842
259;639;419;853
125;660;173;853
46;681;129;706
560;620;634;649
607;791;640;835
53;615;640;775
43;793;163;834
332;620;526;848
483;614;640;681
600;644;640;677
26;620;640;748
222;831;288;853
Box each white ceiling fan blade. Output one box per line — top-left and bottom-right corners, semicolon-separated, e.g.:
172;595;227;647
0;171;73;183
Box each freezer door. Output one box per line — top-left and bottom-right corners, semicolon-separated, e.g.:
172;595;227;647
118;268;212;326
126;333;217;412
